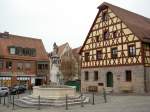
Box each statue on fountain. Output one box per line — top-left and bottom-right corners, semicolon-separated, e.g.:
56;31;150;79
50;42;63;85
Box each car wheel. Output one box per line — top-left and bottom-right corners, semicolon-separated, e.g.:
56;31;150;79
5;93;8;96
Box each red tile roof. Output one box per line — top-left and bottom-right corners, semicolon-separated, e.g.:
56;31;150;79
57;42;68;56
0;33;49;61
72;46;81;55
72;46;81;60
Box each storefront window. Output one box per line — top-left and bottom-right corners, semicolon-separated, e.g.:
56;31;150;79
0;60;3;69
0;77;11;87
6;61;12;69
17;62;23;70
25;62;31;69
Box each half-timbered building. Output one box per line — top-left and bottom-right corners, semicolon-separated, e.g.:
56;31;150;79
79;2;150;93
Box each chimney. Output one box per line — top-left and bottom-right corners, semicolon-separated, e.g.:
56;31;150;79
4;31;9;36
2;31;9;38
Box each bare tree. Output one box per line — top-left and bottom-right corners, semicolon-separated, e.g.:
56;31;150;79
60;51;76;81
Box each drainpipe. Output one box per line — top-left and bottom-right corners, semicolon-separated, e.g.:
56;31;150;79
142;43;148;93
144;67;148;93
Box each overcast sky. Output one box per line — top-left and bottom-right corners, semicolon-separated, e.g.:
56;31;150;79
0;0;149;52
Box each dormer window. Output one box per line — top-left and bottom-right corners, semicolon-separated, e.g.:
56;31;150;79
96;36;99;42
113;31;117;38
102;12;108;21
103;30;109;40
9;47;16;55
85;52;90;62
8;46;36;57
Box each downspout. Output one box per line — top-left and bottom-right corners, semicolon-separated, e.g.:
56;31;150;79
144;67;147;93
142;42;147;93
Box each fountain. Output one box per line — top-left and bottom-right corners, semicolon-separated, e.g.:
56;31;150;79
14;43;89;107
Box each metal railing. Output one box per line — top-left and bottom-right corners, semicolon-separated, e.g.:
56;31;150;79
0;89;108;111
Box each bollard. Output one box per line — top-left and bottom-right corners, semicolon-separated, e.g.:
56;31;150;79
38;95;40;110
18;93;19;99
17;91;19;99
9;94;11;101
103;88;107;103
12;95;15;110
65;95;68;110
92;92;95;105
29;90;32;95
81;93;84;107
7;95;9;108
3;96;6;106
0;96;1;104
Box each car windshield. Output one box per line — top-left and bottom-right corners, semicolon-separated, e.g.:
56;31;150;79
1;88;8;90
14;86;19;88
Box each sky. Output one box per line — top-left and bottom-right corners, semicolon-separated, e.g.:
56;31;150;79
0;0;150;52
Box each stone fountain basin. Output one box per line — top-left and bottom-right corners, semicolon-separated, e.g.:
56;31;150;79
32;86;77;99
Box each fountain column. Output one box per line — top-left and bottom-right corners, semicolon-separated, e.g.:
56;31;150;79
50;43;62;84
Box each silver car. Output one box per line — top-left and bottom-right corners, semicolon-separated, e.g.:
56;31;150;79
0;87;9;97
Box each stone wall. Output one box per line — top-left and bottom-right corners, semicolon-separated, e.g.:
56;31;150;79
81;65;145;93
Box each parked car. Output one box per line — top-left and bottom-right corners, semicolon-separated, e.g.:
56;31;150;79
14;85;27;94
0;87;9;97
9;87;17;95
10;85;26;95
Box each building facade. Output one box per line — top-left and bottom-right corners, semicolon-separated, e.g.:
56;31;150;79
72;47;81;80
0;32;49;89
79;2;150;93
49;43;81;82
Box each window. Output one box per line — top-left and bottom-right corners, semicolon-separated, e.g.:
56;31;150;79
85;71;89;81
94;71;98;81
128;45;136;57
111;47;117;59
103;30;109;40
31;49;36;57
102;12;108;21
38;64;42;70
113;31;117;38
44;64;48;69
126;70;132;82
8;46;36;57
95;36;99;42
17;63;23;70
16;47;23;55
22;48;26;55
85;52;90;62
6;61;12;69
9;47;16;54
0;60;3;69
38;64;48;70
25;62;31;69
96;50;102;60
24;48;30;56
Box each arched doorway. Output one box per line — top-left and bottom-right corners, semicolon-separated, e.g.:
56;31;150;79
106;72;113;87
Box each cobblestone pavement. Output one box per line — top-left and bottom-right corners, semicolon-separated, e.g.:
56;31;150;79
0;92;150;112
